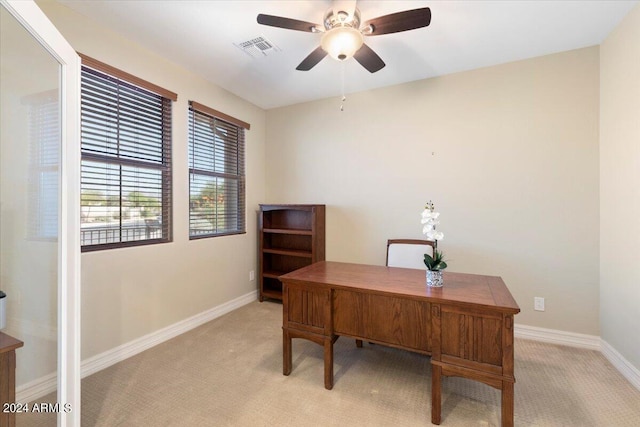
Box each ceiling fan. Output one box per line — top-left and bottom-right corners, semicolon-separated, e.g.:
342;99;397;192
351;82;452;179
257;1;431;73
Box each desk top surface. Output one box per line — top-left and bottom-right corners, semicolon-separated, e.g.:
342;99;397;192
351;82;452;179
280;261;520;314
0;332;24;353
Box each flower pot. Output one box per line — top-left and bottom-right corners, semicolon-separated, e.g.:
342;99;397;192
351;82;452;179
426;270;444;287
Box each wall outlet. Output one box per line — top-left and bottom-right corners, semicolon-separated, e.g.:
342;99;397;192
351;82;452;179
534;297;545;311
249;270;255;281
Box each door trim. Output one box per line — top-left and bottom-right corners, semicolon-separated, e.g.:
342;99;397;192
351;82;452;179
0;1;81;426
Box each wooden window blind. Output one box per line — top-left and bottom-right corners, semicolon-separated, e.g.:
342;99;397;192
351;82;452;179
188;101;246;238
80;63;173;251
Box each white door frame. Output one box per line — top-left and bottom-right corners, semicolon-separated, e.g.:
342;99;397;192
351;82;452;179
0;1;81;426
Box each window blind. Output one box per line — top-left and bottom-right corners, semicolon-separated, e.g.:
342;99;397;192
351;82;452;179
188;102;246;238
27;91;59;240
80;65;172;251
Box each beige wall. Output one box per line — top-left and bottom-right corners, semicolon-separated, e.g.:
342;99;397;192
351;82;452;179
38;0;266;360
600;3;640;369
266;47;601;335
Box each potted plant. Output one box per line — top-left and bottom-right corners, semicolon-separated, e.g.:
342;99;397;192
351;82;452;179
421;201;447;287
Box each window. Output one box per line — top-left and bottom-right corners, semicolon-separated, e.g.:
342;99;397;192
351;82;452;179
26;90;59;240
188;101;248;238
80;55;176;251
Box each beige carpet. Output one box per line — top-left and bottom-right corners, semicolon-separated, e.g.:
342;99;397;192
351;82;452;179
18;300;640;426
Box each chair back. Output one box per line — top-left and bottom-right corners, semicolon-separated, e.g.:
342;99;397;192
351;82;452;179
386;239;435;269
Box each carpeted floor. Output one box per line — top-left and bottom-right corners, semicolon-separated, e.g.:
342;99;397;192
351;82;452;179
18;300;640;426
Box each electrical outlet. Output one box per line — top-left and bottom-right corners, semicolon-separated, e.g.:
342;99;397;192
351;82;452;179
249;270;255;281
534;297;545;311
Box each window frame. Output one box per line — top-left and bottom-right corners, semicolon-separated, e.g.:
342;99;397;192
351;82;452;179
79;54;176;252
188;101;249;239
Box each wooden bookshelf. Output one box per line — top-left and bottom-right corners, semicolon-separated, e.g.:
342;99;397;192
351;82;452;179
258;204;325;301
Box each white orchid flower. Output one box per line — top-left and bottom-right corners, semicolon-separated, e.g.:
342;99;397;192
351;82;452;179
421;201;446;272
422;202;444;242
421;210;439;219
422;220;439;229
424;229;444;241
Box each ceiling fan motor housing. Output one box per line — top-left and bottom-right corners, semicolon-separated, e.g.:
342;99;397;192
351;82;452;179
323;7;361;31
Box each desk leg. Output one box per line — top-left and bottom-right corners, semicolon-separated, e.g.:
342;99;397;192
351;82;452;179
324;337;334;390
502;381;514;427
283;329;292;376
355;339;363;348
431;364;442;425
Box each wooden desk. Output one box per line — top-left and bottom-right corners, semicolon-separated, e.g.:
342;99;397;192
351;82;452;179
279;261;520;426
1;332;24;427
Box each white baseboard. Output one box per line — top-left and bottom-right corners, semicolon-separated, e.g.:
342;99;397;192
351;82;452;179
15;372;57;404
16;290;258;402
515;324;640;391
18;300;639;402
81;290;258;379
601;340;640;391
515;323;601;350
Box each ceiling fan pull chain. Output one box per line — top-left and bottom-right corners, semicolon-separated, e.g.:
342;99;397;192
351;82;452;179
340;62;346;111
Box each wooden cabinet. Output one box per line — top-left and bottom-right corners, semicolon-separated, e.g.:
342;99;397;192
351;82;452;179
1;332;23;427
259;204;325;301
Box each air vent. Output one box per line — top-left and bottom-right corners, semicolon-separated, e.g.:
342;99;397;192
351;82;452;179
234;36;280;58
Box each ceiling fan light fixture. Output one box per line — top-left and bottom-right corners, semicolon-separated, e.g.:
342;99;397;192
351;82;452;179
321;27;364;61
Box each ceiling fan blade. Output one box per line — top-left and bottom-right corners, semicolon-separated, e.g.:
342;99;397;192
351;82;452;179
353;44;385;73
363;7;431;36
257;14;320;32
296;46;328;71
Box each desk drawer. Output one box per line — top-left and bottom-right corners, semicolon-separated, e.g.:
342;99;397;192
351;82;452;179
284;283;331;335
333;289;431;352
433;304;505;375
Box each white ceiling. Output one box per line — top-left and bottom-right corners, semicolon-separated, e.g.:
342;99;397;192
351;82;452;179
57;0;637;109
